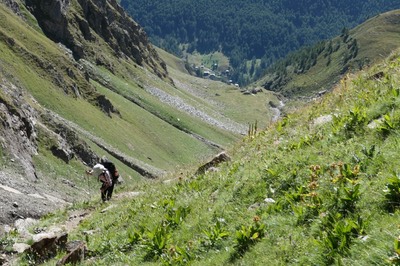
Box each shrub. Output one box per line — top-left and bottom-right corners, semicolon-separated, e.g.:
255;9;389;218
378;113;400;138
143;224;171;260
388;236;400;265
384;173;400;212
232;216;266;258
319;213;367;263
201;219;230;249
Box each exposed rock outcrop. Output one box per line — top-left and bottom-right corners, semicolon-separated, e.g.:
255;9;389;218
195;152;231;175
0;81;39;181
39;111;100;166
1;0;22;15
56;240;86;265
23;0;169;79
0;80;100;225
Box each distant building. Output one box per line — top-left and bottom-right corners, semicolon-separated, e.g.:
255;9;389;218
209;74;217;80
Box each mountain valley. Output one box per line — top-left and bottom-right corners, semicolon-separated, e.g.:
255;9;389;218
0;0;400;265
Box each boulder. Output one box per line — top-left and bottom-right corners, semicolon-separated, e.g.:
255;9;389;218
29;233;58;259
15;218;39;239
25;232;68;263
195;152;231;175
13;243;30;254
0;254;7;265
56;240;86;265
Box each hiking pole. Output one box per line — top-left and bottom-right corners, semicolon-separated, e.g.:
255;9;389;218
83;162;91;201
86;172;91;201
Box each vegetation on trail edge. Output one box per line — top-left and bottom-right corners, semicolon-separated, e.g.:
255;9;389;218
11;49;400;265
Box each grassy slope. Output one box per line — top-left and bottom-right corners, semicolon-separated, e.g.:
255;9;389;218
27;50;400;265
0;2;275;182
157;47;277;129
4;2;400;265
258;9;400;98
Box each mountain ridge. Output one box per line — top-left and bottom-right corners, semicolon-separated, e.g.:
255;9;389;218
1;1;400;265
120;0;400;85
259;9;400;98
23;0;169;80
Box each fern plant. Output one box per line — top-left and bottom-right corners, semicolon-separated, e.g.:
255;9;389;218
143;224;171;260
378;113;399;138
233;216;266;257
388;236;400;265
320;213;367;263
202;219;230;249
384;173;400;212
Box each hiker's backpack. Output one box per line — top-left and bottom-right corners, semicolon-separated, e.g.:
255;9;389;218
102;161;119;180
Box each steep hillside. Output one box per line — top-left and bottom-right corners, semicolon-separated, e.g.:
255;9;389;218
10;48;400;265
1;1;400;265
259;9;400;98
0;0;275;225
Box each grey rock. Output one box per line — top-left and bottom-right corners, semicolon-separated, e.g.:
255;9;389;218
13;243;30;254
15;218;39;238
264;198;276;203
195;151;231;175
56;240;86;266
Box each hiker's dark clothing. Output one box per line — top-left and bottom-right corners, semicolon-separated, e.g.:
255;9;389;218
89;163;112;202
99;170;112;201
102;161;119;200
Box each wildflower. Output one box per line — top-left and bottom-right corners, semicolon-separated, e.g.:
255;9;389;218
308;181;319;190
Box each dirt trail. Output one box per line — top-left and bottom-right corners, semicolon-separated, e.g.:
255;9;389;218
0;190;143;265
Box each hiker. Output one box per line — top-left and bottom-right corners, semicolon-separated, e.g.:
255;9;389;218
100;157;120;201
86;163;112;202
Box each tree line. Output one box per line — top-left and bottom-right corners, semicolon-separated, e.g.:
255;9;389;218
120;0;400;85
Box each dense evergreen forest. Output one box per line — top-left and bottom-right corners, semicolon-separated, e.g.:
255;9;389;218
120;0;400;85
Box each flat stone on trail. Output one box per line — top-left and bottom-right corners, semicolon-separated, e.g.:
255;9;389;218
13;243;30;253
15;218;39;238
101;204;116;213
115;191;143;199
32;232;57;243
312;114;333;126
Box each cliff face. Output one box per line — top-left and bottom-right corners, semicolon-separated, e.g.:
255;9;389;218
23;0;168;78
